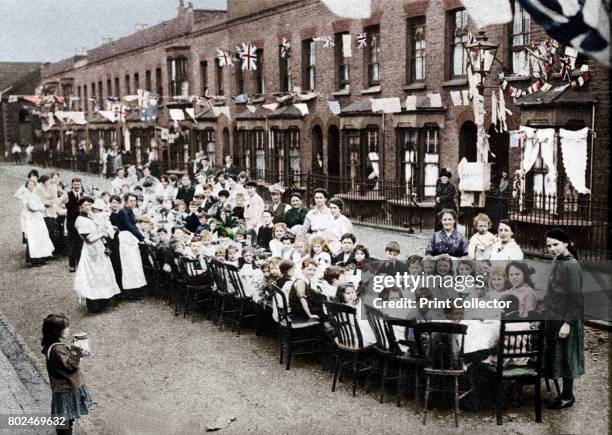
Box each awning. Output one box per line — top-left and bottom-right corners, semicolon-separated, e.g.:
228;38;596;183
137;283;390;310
515;84;597;107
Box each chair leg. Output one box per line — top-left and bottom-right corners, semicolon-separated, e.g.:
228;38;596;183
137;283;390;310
279;330;284;364
422;375;431;425
285;333;292;370
332;353;341;392
396;365;404;407
414;371;421;415
545;377;551;392
535;377;542;423
469;368;480;412
379;359;388;404
351;353;358;397
496;381;505;426
454;376;460;428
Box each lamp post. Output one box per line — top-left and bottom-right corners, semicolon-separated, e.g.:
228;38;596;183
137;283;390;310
463;30;499;207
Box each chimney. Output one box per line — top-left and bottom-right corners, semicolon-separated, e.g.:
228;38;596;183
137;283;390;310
178;0;185;15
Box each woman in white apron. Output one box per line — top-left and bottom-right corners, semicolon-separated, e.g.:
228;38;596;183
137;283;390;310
18;180;55;265
117;193;149;299
74;197;120;313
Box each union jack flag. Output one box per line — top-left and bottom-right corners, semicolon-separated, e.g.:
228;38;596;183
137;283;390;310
216;48;234;67
239;43;257;71
137;89;149;109
356;32;367;49
113;103;126;123
280;38;291;58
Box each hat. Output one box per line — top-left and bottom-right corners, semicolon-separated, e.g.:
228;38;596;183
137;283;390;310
92;198;106;211
245;181;257;188
545;228;571;243
439;168;452;178
269;183;286;194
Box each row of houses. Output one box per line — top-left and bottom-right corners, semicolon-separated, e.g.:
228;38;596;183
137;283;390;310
2;0;610;257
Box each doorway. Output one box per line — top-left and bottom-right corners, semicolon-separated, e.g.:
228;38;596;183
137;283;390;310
327;125;340;176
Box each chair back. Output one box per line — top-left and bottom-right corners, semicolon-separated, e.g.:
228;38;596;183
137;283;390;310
415;322;468;371
496;312;544;375
270;283;291;326
208;259;229;293
364;304;393;354
324;301;364;349
179;256;211;285
225;264;249;299
385;318;418;355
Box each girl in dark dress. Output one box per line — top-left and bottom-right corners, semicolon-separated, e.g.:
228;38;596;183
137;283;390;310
288;258;320;320
41;314;92;434
544;229;585;410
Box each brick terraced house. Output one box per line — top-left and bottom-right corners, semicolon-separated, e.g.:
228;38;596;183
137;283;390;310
39;0;611;259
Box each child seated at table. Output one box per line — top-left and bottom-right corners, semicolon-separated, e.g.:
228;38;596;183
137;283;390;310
199;231;216;258
422;256;436;276
502;261;537;318
195;213;210;235
257;210;274;251
269;223;288;257
214;246;226;263
183;201;200;233
225;244;241;268
280;234;301;264
311;236;332;278
468;213;496;260
334;282;357;305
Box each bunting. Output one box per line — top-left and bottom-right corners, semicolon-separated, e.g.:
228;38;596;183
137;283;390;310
239;43;257;71
216;48;234;67
280;38;291;58
356;32;367;49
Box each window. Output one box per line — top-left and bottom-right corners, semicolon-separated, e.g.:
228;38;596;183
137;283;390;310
215;59;224;95
407;17;426;83
106;79;112;97
302;39;316;91
195;128;215;164
255;49;264;94
114;77;120;98
167;57;188;96
206;137;216;167
199;61;208;95
83;85;88;113
397;128;418;186
287;129;301;179
124;75;130;95
91;82;96;105
423;126;439;198
235;61;244;95
334;32;350;89
510;0;532;75
364;26;380;86
279;44;292;92
155;68;163;99
253;130;265;178
448;9;469;78
98;80;103;98
145;70;152;91
77;86;81;111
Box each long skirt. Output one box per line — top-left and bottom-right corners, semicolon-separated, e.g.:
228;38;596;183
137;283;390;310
118;231;147;290
544;319;585;379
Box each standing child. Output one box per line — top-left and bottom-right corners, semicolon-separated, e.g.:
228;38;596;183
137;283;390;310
468;213;497;260
41;314;93;435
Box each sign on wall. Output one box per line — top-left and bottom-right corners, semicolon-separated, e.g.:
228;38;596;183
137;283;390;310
457;158;492;192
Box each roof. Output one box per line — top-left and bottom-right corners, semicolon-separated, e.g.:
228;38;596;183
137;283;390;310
236;104;305;120
515;84;597;106
0;62;41;93
42;9;226;77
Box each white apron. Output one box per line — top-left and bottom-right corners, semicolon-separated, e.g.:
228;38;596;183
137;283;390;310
118;231;147;290
74;216;121;300
23;192;54;259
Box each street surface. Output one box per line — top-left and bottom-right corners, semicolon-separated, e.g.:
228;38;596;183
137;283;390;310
0;164;609;434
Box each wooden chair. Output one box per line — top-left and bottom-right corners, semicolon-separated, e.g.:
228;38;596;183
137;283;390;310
365;305;425;410
477;313;545;425
416;322;478;427
225;265;260;336
324;301;374;397
179;256;214;322
270;283;321;370
207;260;235;329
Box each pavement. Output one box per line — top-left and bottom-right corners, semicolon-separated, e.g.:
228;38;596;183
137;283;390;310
0;314;54;434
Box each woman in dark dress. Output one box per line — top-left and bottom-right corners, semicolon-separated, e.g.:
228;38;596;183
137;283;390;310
543;228;585;410
434;168;457;231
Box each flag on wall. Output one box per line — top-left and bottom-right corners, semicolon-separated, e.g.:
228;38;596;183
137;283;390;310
356;32;367;49
239;43;258;71
280;38;291;58
216;48;234;67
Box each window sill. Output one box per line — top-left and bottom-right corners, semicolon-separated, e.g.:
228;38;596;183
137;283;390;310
361;85;382;95
332;87;351;97
404;82;426;91
504;75;532;82
441;78;468;87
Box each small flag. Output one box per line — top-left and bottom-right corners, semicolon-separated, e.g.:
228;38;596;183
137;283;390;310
356;32;367;49
8;95;18;103
262;103;279;111
280;38;291;58
216;48;233;67
234;93;248;104
246;104;257;113
239;43;257;71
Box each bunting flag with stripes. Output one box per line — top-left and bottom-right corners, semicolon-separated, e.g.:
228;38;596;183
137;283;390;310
280;38;291;58
216;48;234;67
356;32;367;49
